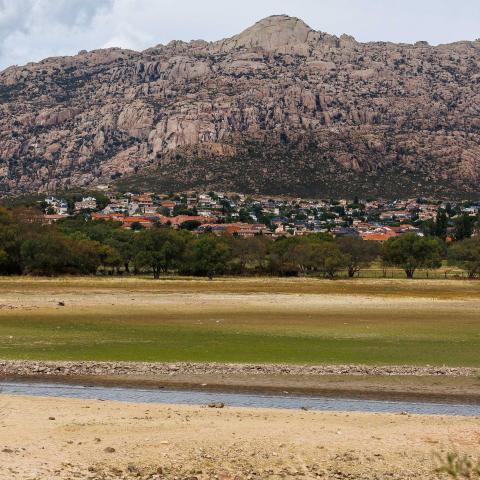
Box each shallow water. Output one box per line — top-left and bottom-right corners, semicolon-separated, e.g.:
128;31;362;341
1;381;479;416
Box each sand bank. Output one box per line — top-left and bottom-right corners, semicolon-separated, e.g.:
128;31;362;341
1;395;479;479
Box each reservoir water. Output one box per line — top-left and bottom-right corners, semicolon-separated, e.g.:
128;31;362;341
1;381;480;416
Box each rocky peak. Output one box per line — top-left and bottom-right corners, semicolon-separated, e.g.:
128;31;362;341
1;16;480;198
218;15;320;53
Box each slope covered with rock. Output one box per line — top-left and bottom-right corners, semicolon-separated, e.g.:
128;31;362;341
1;15;480;197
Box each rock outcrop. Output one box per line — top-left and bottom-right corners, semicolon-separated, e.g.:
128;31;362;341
0;15;479;197
218;15;323;54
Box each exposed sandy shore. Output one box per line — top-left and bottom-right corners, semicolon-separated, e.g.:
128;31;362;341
1;395;479;479
0;275;479;311
2;288;480;312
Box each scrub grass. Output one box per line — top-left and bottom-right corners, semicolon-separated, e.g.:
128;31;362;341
0;277;479;366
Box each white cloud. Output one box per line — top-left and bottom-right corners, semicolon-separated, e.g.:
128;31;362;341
0;0;112;68
0;0;479;71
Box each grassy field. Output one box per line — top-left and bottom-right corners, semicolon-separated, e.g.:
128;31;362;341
0;277;479;366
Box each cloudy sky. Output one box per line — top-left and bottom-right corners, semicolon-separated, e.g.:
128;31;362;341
0;0;479;70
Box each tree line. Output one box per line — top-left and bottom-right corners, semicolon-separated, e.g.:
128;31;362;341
0;208;479;279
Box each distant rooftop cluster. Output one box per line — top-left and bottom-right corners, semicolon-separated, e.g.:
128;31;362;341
41;190;480;241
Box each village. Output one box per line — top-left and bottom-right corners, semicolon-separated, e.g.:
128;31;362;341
41;190;480;242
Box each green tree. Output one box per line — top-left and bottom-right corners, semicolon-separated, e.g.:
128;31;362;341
180;220;202;231
453;214;475;241
98;244;122;274
448;238;480;278
336;236;380;277
267;234;327;276
290;242;321;274
157;206;170;216
69;237;105;274
238;208;253;223
134;229;187;278
21;230;102;276
105;230;135;273
130;221;144;231
424;209;449;239
231;236;270;273
0;207;22;274
173;205;197;216
308;241;349;279
268;237;303;276
268;235;346;278
93;193;110;211
381;233;444;279
58;217;122;243
435;209;449;239
186;236;232;279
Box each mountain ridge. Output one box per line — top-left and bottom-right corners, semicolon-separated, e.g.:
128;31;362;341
1;15;480;197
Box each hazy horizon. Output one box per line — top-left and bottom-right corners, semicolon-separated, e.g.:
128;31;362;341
1;0;479;70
